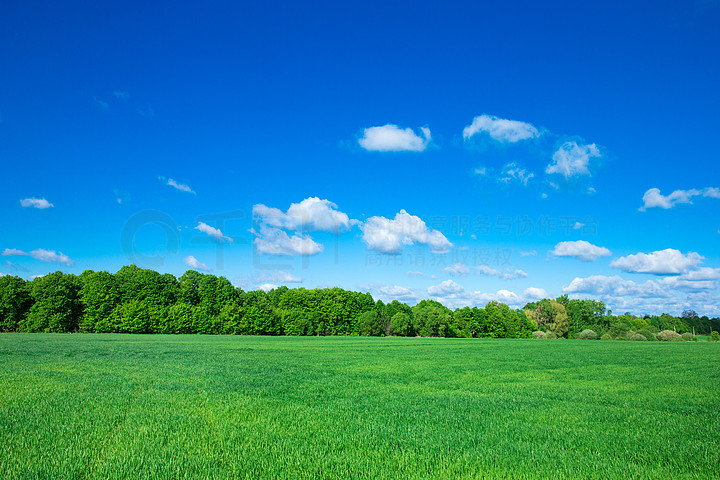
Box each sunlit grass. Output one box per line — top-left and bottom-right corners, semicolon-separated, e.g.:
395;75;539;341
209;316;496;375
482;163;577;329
1;334;718;479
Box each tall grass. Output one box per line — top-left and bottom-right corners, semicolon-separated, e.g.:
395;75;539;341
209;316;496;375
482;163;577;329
1;334;718;479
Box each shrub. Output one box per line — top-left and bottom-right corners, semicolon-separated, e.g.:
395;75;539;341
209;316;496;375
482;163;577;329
712;331;720;342
629;333;647;341
577;329;598;340
681;332;696;342
600;333;613;340
658;330;682;341
546;331;558;339
636;329;657;341
533;331;547;339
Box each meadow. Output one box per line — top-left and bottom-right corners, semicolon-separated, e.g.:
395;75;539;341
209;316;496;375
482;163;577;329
0;334;718;479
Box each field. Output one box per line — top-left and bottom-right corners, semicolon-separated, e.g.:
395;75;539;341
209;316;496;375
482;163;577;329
1;335;718;479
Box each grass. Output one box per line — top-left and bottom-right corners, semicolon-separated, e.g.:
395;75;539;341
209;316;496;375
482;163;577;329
0;334;718;479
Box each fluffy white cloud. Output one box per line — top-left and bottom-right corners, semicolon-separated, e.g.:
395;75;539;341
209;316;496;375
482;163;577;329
361;210;452;254
159;176;196;194
551;240;612;261
444;263;471;276
194;222;233;243
463;114;540;143
476;265;528;280
639;187;720;211
563;275;670;298
2;248;73;266
546;142;600;178
253;197;353;232
471;289;524;306
256;270;303;283
358;124;431;152
20;198;54;209
610;248;704;275
183;255;211;272
252;226;322;256
258;283;278;292
427;280;465;297
523;287;548;300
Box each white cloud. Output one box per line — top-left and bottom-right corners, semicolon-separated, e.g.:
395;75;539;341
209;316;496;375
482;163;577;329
563;275;670;298
498;163;535;186
463;114;540;143
678;267;720;281
610;248;704;275
519;250;537;257
573;222;584;230
257;270;303;283
639;187;720;211
427;280;465;297
471;289;524;306
361;209;452;254
476;265;528;280
258;283;278;292
253;197;353;232
20;198;54;209
194;222;233;243
523;287;548;299
159;176;196;194
546;141;600;178
252;226;322;256
444;263;471;276
113;90;130;99
2;248;74;266
183;255;211;272
358;124;431;152
406;270;424;277
551;240;612;262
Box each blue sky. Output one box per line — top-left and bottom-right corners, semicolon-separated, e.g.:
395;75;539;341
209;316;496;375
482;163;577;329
2;0;719;315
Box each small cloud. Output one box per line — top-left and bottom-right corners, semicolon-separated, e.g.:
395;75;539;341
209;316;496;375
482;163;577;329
253;197;353;232
523;287;548;300
498;162;535;186
113;90;130;100
551;240;612;261
474;167;487;176
2;248;74;266
20;198;53;209
258;283;278;292
159;176;196;194
587;187;597;194
639;187;720;211
406;270;424;277
358;124;431;152
93;96;109;111
256;270;303;283
573;222;584;230
610;248;704;275
463;114;541;143
427;280;465;297
546;141;601;178
444;263;471;276
194;222;233;243
360;209;452;254
183;255;211;272
519;250;537;257
475;265;528;280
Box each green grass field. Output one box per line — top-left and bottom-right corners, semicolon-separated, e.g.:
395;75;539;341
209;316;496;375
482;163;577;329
1;334;718;479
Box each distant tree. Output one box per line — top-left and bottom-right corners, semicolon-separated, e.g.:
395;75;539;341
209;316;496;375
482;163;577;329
0;275;31;332
388;312;412;336
78;270;119;332
358;310;385;336
25;272;82;333
525;299;569;338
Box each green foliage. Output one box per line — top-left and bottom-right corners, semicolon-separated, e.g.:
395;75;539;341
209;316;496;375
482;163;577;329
533;331;547;339
388;312;412;336
577;329;598;340
629;333;648;341
525;300;568;338
658;330;682;341
681;332;697;342
712;331;720;342
0;275;31;332
600;333;613;340
24;272;82;333
636;329;657;341
357;310;385;336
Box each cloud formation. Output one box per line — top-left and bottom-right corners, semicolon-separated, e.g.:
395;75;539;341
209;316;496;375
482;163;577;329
463;114;540;143
358;124;431;152
610;248;704;275
546;142;600;178
2;248;74;266
183;255;211;272
551;240;612;261
251;226;322;256
159;176;196;194
20;198;54;209
476;265;528;280
639;187;720;211
253;197;353;232
361;209;452;254
256;270;303;283
194;222;233;243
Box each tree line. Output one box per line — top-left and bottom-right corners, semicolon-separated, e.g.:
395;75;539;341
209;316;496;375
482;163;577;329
0;265;718;338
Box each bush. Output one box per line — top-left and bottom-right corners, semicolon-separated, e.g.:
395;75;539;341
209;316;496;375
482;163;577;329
600;333;613;340
629;333;647;341
636;329;657;341
533;331;547;339
712;331;720;342
658;330;682;341
681;332;696;342
546;331;558;339
577;329;598;340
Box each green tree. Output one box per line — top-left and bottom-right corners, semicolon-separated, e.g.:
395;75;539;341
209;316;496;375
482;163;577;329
25;272;82;333
78;270;119;332
0;275;31;332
